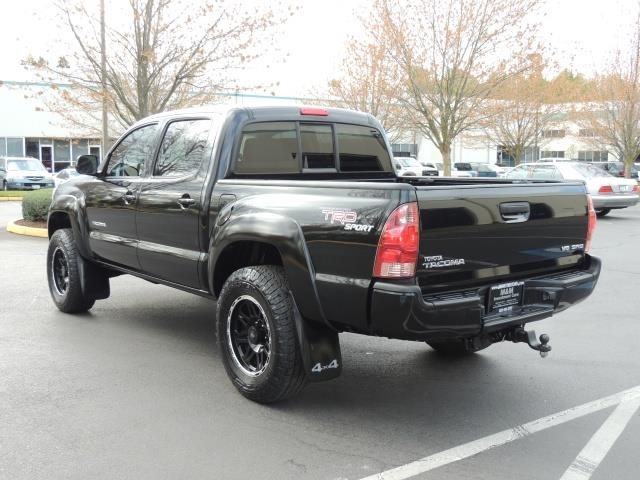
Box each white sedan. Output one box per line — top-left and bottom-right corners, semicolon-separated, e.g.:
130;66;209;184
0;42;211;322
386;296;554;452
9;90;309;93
505;162;639;216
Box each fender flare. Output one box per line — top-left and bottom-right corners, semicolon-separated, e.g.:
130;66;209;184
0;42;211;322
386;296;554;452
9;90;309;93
48;193;93;259
208;210;333;331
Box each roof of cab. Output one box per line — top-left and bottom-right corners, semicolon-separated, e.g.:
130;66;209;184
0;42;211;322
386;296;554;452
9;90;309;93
135;104;375;128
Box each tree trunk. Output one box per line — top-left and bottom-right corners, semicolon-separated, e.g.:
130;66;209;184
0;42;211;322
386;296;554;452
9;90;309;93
624;156;634;178
441;146;452;176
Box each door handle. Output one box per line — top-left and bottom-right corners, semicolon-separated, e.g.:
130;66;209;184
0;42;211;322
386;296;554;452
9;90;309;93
123;191;137;205
177;195;196;209
500;201;530;223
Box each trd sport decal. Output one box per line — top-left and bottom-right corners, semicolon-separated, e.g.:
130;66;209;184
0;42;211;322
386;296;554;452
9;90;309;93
321;208;374;232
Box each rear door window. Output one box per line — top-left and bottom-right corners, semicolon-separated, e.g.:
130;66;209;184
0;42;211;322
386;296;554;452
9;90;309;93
236;122;298;174
154;119;211;177
336;124;391;172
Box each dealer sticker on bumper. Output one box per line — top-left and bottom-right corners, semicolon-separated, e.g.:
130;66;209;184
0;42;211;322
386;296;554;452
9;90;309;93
488;281;524;314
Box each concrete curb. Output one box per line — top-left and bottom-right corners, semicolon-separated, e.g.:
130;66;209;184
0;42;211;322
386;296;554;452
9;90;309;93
0;197;23;202
6;220;47;238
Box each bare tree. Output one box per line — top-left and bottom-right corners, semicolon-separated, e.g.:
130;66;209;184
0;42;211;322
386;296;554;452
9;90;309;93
579;12;640;178
375;0;541;175
483;55;563;165
327;19;407;143
25;0;292;137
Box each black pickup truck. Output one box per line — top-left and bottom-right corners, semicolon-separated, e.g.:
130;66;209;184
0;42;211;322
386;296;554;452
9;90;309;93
47;105;601;403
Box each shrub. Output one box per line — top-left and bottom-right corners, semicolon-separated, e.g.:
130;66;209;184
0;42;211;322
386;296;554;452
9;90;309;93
22;189;53;222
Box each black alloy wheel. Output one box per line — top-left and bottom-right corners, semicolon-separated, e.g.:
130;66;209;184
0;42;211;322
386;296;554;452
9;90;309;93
227;295;271;376
51;247;70;296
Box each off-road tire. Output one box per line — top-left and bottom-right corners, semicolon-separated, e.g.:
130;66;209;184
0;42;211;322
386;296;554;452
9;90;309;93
427;338;487;356
596;208;611;218
47;228;96;313
216;265;306;403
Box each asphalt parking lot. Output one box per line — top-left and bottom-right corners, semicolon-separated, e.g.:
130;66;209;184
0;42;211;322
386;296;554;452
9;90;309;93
1;200;639;480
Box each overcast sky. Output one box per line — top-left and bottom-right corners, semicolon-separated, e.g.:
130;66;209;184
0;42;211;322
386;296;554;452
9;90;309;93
0;0;638;98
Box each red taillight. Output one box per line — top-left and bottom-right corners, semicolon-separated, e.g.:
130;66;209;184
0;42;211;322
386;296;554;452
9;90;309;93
633;184;639;193
598;185;613;194
586;195;597;252
300;107;328;116
373;202;419;278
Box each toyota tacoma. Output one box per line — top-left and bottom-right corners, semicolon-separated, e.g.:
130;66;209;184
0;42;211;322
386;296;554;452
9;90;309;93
46;105;601;403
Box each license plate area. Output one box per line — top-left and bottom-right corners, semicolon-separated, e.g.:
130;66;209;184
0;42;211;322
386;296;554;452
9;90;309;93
487;281;524;315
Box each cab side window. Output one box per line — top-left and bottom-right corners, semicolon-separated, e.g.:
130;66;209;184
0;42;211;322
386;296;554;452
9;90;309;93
154;119;211;177
106;124;158;177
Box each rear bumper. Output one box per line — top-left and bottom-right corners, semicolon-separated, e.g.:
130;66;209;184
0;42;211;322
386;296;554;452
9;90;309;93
591;194;638;209
369;255;601;341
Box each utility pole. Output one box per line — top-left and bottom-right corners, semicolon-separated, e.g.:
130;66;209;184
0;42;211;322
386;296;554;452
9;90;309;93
100;0;108;160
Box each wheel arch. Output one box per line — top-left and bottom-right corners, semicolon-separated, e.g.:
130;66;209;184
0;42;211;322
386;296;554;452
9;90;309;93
208;212;330;328
48;194;92;259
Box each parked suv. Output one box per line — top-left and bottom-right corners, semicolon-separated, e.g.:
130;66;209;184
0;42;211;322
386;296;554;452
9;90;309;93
46;105;600;403
0;157;54;190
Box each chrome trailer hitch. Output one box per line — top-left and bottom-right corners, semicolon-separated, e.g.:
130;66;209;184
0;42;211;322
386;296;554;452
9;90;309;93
507;327;551;358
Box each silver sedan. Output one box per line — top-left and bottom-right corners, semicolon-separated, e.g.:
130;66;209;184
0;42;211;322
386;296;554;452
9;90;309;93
505;162;639;217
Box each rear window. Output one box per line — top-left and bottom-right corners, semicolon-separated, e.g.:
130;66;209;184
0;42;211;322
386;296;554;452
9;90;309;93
234;122;391;174
337;124;391;172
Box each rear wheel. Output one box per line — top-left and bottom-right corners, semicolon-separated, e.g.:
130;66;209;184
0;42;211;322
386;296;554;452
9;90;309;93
47;229;96;313
427;338;488;356
216;265;306;403
596;208;611;217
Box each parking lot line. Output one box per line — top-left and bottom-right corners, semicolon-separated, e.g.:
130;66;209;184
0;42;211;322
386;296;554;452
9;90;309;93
359;385;640;480
559;395;640;480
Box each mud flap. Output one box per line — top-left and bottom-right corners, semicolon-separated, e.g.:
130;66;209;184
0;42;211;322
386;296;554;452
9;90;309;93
78;257;110;300
292;300;342;382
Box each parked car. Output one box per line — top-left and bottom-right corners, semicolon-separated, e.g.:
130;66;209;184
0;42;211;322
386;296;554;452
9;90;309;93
590;161;639;179
393;156;435;176
0;156;54;190
53;167;80;187
418;161;439;176
47;105;600;403
0;163;6;189
432;162;474;177
470;163;500;177
505;161;638;216
453;162;478;176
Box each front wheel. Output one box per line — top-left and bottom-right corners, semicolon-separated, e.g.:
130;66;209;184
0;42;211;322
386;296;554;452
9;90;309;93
216;265;306;403
596;208;611;217
47;229;96;313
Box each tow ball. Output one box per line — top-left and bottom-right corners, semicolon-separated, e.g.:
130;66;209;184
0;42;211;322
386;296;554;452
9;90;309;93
508;327;551;358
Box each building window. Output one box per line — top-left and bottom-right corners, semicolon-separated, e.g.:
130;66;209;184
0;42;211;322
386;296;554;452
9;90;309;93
71;139;89;163
26;139;39;160
577;150;608;162
54;139;71;172
0;138;6;156
542;129;565;138
6;138;24;156
540;151;565;158
579;129;595;137
391;143;418;157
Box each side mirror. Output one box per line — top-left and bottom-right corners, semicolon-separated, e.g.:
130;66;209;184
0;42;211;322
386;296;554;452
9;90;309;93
76;155;99;175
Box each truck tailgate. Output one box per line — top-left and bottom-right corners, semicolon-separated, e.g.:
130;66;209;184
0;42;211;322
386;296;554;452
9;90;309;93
415;182;589;292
